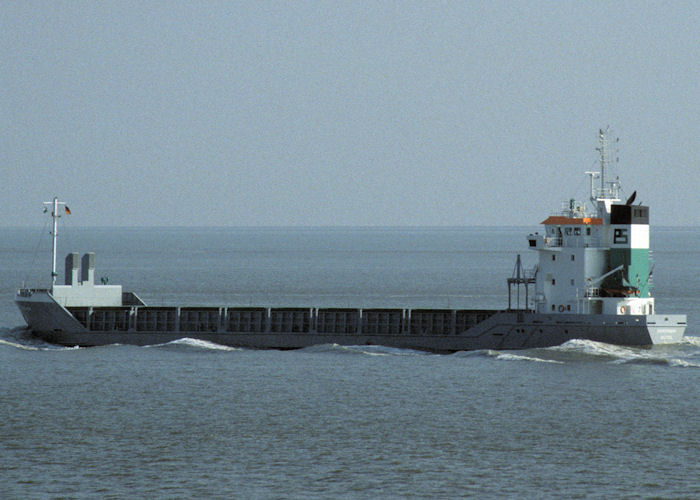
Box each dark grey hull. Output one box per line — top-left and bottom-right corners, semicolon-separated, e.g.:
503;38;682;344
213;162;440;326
16;291;686;351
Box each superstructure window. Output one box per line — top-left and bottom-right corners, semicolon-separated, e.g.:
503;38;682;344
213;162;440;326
570;254;575;261
586;227;591;235
552;254;556;261
570;279;575;286
574;227;581;235
552;279;556;285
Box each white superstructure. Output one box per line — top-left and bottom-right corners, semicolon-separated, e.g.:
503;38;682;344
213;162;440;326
528;128;655;317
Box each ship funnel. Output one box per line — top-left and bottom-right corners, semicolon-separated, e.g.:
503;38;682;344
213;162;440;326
81;253;95;285
64;253;79;285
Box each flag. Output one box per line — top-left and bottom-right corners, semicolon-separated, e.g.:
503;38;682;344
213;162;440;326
65;206;71;215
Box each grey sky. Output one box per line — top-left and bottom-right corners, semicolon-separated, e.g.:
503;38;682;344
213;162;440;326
2;1;698;227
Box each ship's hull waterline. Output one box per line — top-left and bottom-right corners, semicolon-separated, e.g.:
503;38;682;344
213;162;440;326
16;291;685;351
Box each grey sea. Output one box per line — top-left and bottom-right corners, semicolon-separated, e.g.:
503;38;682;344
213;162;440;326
1;226;698;499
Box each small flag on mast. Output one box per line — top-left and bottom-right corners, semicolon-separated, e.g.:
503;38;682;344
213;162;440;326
65;206;71;215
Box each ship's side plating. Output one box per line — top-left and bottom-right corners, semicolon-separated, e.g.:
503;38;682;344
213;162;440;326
15;289;672;351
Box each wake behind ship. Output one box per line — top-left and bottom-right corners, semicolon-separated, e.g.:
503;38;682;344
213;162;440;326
15;130;687;350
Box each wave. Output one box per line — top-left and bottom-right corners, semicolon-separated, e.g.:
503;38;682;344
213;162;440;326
682;335;700;347
487;351;564;364
0;327;79;351
449;337;700;367
667;358;700;368
300;343;430;357
611;356;700;368
550;339;636;359
0;337;42;351
549;339;699;368
449;349;563;364
145;337;241;351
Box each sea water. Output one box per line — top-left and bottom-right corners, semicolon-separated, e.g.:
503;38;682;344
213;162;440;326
1;227;698;498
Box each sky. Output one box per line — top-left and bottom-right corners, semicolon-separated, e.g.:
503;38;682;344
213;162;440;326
2;1;699;227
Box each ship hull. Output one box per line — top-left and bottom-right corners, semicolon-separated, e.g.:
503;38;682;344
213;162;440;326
16;291;686;351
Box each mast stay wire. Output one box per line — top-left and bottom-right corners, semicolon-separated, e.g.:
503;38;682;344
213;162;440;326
24;217;50;289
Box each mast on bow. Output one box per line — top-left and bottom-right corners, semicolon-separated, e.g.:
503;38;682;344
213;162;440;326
43;197;70;289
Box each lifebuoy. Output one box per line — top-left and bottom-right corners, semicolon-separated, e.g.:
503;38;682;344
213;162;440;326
619;305;626;314
558;305;565;312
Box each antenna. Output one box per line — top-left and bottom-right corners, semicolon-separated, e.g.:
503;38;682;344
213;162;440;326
597;128;608;194
593;127;621;201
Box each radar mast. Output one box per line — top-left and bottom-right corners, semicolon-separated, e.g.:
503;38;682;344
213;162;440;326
586;127;621;216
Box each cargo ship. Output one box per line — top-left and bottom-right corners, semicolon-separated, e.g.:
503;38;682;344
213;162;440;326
15;130;686;351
